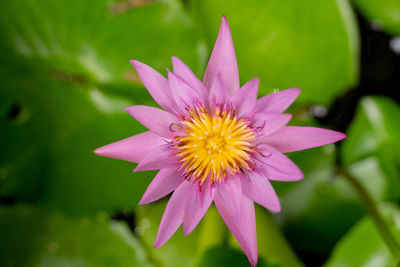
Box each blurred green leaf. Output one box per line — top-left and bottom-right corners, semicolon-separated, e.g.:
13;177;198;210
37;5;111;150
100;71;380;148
277;97;400;255
196;246;256;267
278;139;400;255
0;66;156;214
341;96;400;200
0;0;203;86
276;146;365;254
352;0;400;35
0;205;152;267
196;246;277;267
0;0;204;214
342;96;400;165
191;0;359;105
324;203;400;267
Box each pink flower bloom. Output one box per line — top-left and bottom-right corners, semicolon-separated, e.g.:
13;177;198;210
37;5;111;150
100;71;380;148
95;16;345;266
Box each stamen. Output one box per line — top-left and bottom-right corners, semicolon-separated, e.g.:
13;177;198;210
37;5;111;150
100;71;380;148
173;105;256;183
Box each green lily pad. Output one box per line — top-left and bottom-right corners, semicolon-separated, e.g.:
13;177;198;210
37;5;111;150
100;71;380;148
341;96;400;200
191;0;359;105
352;0;400;35
342;96;400;166
0;0;203;214
0;0;202;86
275;146;365;254
273;138;400;259
0;205;152;267
196;246;277;267
324;203;400;267
0;65;155;214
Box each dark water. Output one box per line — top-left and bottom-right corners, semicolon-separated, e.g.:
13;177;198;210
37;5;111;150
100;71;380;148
322;12;400;133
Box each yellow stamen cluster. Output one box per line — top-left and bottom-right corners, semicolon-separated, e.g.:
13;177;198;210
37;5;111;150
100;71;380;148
174;105;256;183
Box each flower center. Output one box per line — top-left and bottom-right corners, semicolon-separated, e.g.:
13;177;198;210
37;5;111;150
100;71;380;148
174;105;256;183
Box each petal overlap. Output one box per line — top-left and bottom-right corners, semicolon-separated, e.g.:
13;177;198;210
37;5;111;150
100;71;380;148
130;60;176;112
125;105;179;138
95;16;346;267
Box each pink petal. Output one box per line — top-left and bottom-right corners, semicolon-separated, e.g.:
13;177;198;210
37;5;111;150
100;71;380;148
255;88;300;113
261;126;347;153
231;78;259;117
168;72;201;113
154;180;192;248
125;105;178;138
134;145;177;171
182;181;215;235
203;16;239;95
130;60;176;112
171;56;208;101
252;113;292;136
209;75;231;109
94;131;164;163
139;168;183;205
214;178;258;266
257;144;304;181
241;173;281;212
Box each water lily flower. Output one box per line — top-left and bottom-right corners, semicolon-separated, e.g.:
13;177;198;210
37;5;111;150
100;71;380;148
95;16;345;266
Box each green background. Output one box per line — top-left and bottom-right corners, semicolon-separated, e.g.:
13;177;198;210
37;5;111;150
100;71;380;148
1;0;400;266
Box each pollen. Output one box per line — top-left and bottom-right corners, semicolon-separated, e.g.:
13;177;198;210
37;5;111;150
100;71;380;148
174;105;256;183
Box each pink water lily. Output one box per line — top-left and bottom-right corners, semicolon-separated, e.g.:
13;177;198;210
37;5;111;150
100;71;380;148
95;16;345;266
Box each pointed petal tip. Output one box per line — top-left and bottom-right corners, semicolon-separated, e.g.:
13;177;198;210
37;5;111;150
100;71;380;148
269;201;282;213
129;59;140;68
171;55;179;63
324;130;347;143
123;106;132;113
249;257;258;267
153;233;169;249
338;132;347;140
289;88;301;98
153;241;162;249
182;216;202;236
138;195;153;205
278;87;301;98
296;171;305;181
182;224;192;236
138;200;146;206
93;147;102;156
280;87;300;93
249;254;258;267
219;15;231;38
221;15;228;23
246;77;260;88
204;13;239;94
93;145;110;157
